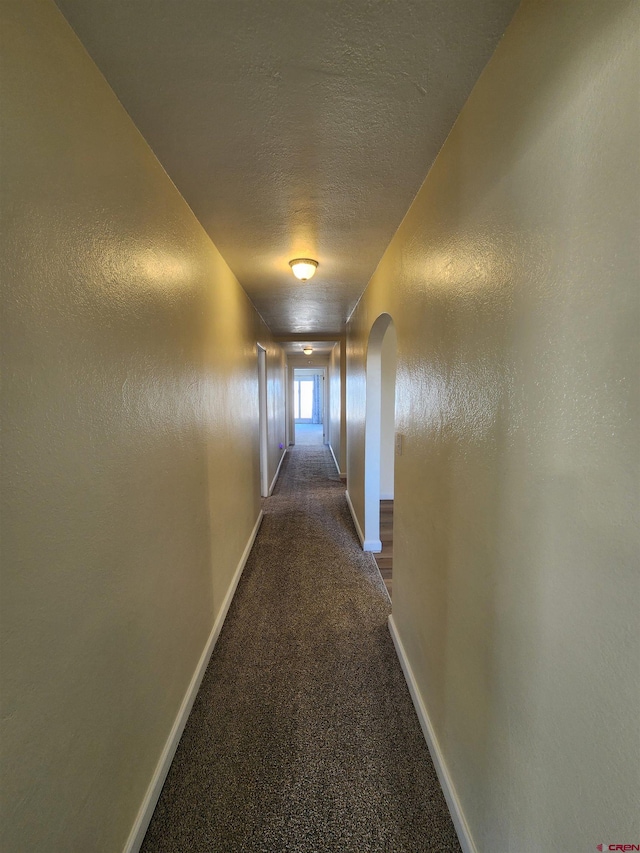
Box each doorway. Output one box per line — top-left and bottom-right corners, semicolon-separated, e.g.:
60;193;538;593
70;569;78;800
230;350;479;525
293;367;325;446
363;315;396;572
257;344;269;497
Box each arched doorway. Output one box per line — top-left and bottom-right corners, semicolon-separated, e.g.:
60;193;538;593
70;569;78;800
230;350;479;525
364;314;397;558
257;344;269;498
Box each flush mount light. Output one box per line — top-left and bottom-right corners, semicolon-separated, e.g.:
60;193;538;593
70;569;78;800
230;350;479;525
303;347;313;356
289;258;318;282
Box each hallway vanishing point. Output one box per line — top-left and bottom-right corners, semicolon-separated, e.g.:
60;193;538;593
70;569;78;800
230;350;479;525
140;442;461;853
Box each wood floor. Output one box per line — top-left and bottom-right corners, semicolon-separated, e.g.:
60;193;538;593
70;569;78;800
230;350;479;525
374;499;393;598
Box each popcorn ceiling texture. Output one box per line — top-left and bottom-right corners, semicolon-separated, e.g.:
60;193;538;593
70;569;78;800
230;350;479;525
141;443;460;853
54;0;520;335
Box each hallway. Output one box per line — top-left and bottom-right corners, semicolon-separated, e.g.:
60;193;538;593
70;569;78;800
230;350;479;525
3;2;638;850
140;444;460;852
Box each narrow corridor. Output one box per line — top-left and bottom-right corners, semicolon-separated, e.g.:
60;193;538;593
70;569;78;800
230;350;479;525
140;443;460;852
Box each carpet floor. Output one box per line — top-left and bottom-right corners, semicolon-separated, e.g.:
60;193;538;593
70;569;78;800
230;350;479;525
141;444;461;852
294;423;324;445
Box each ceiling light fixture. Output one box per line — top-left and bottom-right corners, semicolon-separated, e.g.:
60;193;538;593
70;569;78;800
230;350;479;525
303;347;313;356
289;258;318;282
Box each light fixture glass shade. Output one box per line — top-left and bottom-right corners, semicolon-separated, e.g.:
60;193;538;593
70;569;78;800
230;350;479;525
289;258;318;281
303;347;313;356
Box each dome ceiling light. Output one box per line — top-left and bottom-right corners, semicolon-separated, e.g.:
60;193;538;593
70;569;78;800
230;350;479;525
289;258;318;282
303;347;313;356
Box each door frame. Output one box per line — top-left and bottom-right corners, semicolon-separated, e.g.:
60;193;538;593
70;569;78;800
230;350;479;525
363;314;396;551
287;360;330;445
257;344;269;498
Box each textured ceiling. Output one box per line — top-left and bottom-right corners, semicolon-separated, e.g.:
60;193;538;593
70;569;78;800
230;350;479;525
55;0;519;336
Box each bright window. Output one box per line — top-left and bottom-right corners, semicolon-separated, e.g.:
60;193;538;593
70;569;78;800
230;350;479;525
294;379;314;421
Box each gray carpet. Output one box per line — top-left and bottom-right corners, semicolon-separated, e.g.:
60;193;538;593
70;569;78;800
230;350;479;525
141;444;461;852
294;423;324;445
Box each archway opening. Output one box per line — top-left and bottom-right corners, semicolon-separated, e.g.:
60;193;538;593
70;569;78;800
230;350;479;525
364;314;397;595
257;344;269;498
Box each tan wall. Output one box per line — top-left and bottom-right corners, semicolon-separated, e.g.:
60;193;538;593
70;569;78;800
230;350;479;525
346;1;639;850
0;1;285;851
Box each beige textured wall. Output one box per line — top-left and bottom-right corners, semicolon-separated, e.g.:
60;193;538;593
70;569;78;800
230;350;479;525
0;1;285;851
346;1;639;850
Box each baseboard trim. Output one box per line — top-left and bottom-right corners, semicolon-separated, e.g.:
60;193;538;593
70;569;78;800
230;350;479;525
268;449;287;496
123;510;264;853
345;490;381;552
328;444;346;480
387;615;477;853
345;489;364;547
369;552;392;604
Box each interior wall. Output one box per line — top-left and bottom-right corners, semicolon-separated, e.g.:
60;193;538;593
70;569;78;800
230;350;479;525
346;1;639;850
379;323;397;499
0;1;285;851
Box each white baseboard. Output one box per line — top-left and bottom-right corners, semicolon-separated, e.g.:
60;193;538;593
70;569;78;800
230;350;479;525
369;552;392;604
268;448;287;496
345;489;364;547
387;616;477;853
328;444;346;480
123;510;264;853
345;490;382;552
